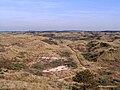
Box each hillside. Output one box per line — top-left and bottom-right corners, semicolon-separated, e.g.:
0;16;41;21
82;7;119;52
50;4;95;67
0;31;120;90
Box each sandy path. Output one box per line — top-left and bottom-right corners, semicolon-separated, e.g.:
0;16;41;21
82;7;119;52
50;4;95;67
42;65;70;73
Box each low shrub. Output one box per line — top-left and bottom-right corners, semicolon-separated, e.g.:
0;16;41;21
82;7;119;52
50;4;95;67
98;71;112;75
0;58;27;71
42;34;55;37
64;59;77;69
32;59;77;70
42;39;58;45
82;53;98;62
98;78;110;86
59;50;72;57
100;42;110;47
72;70;96;90
33;71;43;76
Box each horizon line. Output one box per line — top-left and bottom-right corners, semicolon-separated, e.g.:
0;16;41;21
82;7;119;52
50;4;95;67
0;30;120;32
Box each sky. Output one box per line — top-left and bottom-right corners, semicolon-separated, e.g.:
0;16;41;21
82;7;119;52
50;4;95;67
0;0;120;31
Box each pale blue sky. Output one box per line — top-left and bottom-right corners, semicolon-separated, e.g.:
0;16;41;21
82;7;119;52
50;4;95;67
0;0;120;31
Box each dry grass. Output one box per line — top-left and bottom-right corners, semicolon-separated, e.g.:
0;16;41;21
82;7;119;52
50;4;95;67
0;31;120;89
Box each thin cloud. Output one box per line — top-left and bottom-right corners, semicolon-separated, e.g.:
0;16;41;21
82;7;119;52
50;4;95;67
0;0;120;30
0;0;62;9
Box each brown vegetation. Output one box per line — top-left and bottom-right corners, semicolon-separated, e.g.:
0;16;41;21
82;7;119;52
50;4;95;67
0;31;120;90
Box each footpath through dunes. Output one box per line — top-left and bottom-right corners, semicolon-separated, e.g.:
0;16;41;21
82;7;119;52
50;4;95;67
66;44;87;70
25;41;87;82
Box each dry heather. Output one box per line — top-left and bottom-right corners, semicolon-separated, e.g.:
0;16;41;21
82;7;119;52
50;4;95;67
0;31;120;90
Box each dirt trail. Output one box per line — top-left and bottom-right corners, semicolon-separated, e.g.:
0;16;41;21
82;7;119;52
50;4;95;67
27;44;87;82
57;45;87;82
67;45;86;69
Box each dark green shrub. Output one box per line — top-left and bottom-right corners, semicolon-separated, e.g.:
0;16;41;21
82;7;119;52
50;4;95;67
82;53;97;62
73;70;95;84
98;78;110;86
98;71;112;75
72;70;96;90
42;39;58;45
87;41;99;48
42;34;55;37
72;85;79;90
100;42;110;47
